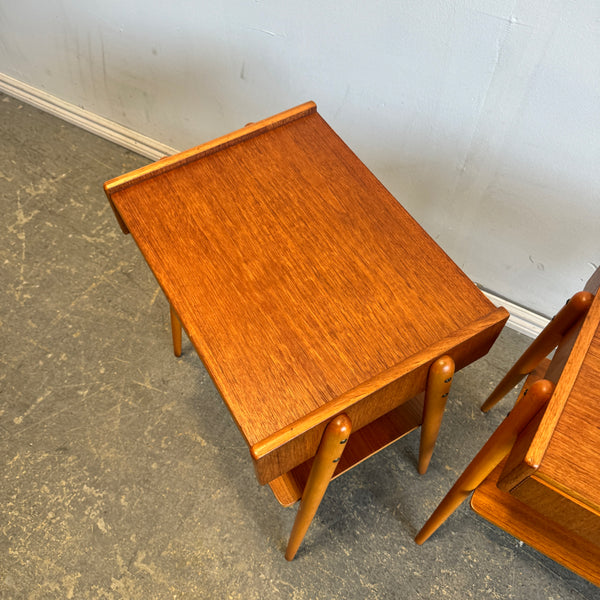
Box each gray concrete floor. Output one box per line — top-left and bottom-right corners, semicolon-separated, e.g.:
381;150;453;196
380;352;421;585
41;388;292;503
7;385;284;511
0;91;596;599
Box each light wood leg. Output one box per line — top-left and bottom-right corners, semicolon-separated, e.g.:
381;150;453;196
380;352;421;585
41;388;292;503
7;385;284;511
285;414;352;561
415;378;554;545
481;291;592;412
418;355;455;475
170;303;182;357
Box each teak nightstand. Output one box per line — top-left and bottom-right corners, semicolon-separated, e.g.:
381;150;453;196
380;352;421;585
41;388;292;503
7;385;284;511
104;101;508;559
416;268;600;585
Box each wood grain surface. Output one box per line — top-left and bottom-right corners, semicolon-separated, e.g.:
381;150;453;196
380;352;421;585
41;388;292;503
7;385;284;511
105;103;507;482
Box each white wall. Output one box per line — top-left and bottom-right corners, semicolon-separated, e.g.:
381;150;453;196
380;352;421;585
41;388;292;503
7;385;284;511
1;0;598;318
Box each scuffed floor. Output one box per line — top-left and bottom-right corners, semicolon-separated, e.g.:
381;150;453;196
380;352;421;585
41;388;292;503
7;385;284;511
1;92;597;599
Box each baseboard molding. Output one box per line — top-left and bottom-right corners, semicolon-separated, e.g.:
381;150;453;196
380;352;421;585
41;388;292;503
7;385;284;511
0;72;178;160
482;289;549;338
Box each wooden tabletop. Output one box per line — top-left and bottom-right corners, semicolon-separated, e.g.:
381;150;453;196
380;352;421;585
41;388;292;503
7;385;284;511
105;102;507;480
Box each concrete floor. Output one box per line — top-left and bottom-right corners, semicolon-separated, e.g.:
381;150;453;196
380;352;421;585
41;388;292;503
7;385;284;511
0;91;597;599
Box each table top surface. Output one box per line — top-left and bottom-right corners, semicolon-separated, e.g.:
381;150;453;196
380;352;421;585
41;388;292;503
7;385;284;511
105;102;504;450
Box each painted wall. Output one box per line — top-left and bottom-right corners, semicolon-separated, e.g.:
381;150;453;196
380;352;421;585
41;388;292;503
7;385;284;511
1;0;598;317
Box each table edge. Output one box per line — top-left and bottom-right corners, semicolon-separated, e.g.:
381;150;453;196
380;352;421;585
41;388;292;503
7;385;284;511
103;101;317;197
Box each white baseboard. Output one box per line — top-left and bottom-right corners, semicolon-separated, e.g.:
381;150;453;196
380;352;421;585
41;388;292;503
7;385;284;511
0;72;178;160
482;289;549;338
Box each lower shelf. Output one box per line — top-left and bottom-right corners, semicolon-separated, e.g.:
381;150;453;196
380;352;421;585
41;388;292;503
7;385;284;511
471;462;600;586
268;394;424;507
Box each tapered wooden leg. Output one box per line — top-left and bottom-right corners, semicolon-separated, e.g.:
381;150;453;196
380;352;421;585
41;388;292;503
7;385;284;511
481;291;592;412
418;356;455;475
285;414;352;560
170;304;182;357
415;378;554;545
